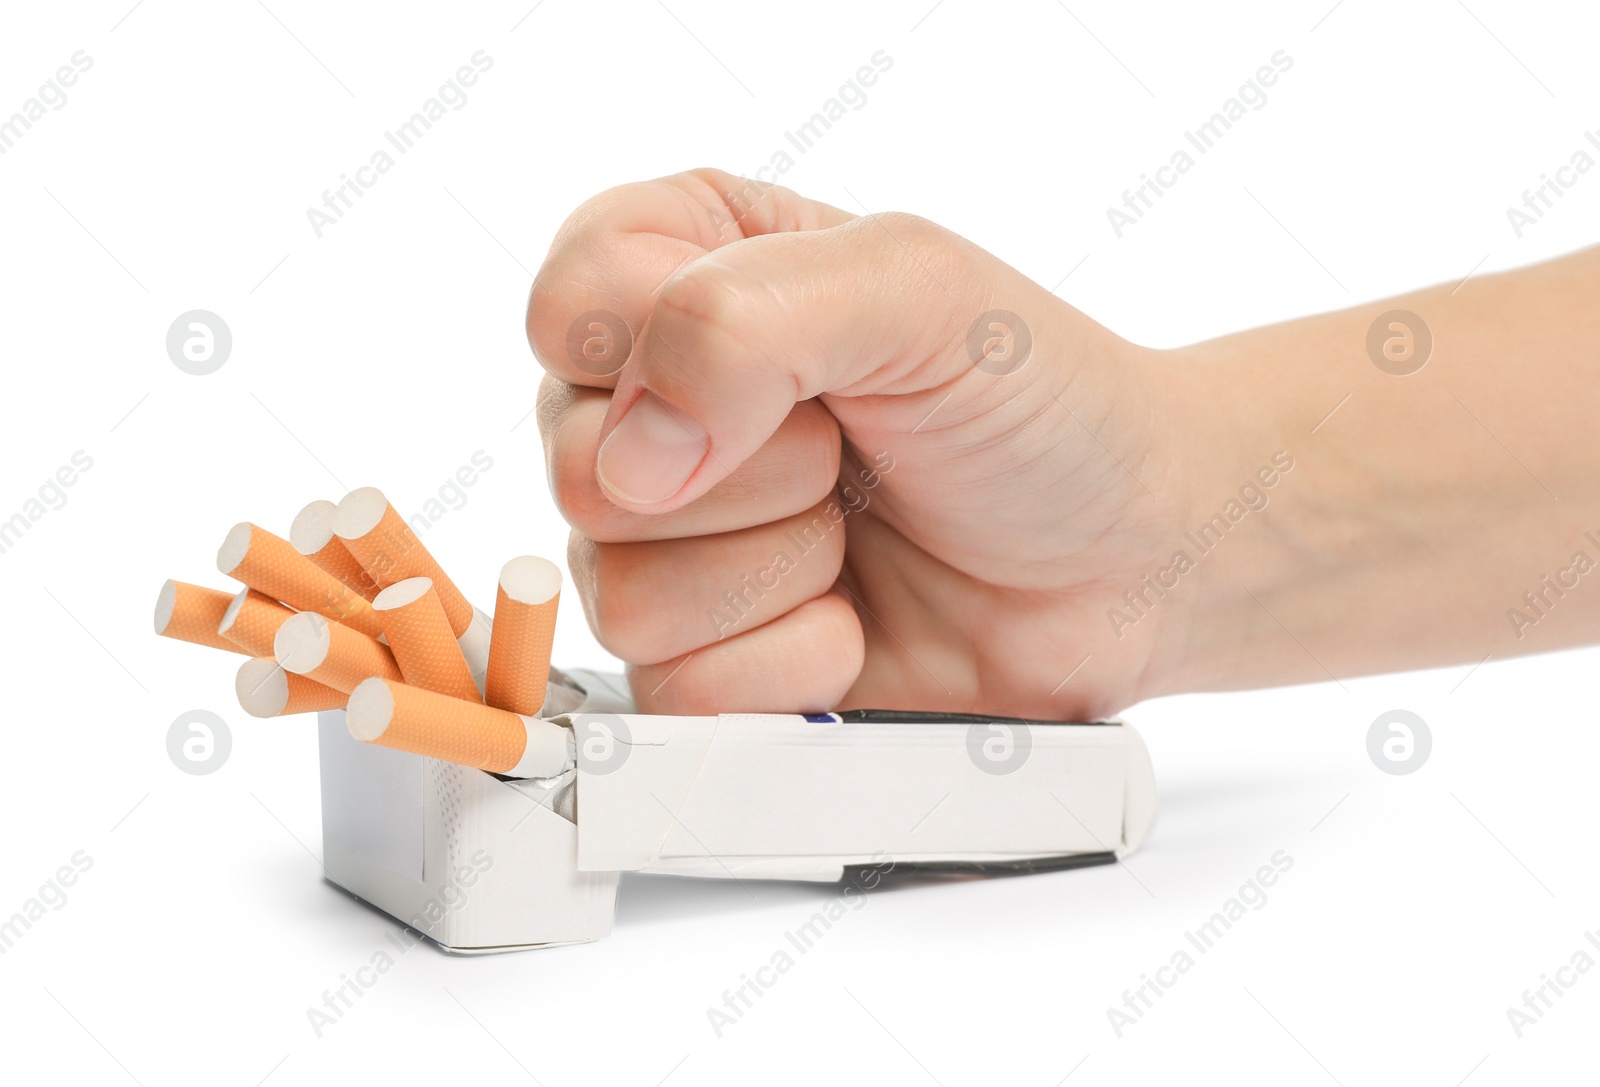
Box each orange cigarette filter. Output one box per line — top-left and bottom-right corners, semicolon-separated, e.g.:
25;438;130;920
346;677;572;778
217;588;296;658
154;580;247;655
235;658;346;718
332;488;473;636
373;577;481;702
217;522;383;639
274;611;403;694
485;556;562;716
291;499;379;601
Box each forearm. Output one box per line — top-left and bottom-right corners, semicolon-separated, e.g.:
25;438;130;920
1151;245;1600;694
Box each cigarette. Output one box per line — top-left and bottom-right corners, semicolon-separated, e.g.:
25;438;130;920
154;580;248;654
372;576;481;702
485;556;561;716
217;522;383;639
290;499;379;601
346;676;573;778
217;588;296;658
274;610;403;694
235;658;346;718
332;487;474;636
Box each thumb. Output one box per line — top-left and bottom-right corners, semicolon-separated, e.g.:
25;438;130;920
593;212;1062;511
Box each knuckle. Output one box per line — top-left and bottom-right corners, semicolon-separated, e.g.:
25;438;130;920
565;531;628;657
682;166;747;201
565;531;599;601
852;210;968;281
547;447;596;532
787;501;850;577
794;403;843;504
574;539;656;662
534;375;580;442
547;437;603;533
524;276;568;371
736;402;841;510
653;260;760;361
544;390;625;538
870;210;936;237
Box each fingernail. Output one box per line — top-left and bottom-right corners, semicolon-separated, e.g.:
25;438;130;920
596;391;708;505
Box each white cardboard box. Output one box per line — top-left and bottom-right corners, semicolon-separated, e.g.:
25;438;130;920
317;669;1158;953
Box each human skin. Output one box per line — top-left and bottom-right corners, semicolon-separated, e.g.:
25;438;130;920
527;168;1600;719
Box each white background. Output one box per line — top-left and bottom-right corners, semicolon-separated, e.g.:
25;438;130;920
2;0;1598;1083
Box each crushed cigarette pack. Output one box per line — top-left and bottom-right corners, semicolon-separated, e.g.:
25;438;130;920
317;668;1158;953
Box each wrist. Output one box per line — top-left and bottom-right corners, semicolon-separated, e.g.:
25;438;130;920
1130;328;1355;698
1134;278;1600;698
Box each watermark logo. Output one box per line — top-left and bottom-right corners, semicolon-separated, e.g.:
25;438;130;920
1365;309;1431;376
167;709;231;775
407;450;496;538
0;851;93;956
305;51;494;238
708;452;894;640
967;721;1032;775
306;849;493;1037
0;450;93;558
1106;849;1294;1037
565;310;632;377
967;310;1032;376
0;51;93;157
706;854;893;1037
1110;451;1295;638
1505;930;1600;1038
166;310;232;375
707;50;894;236
1505;132;1599;238
1105;50;1294;238
573;713;631;775
1366;709;1430;775
1507;537;1600;639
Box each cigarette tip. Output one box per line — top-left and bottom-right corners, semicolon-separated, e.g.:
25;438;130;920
273;611;331;673
346;676;394;741
372;576;433;612
498;555;563;605
289;499;337;557
236;658;288;718
153;579;177;635
216;521;253;576
332;487;389;541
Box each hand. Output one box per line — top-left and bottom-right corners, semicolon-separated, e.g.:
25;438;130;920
527;169;1241;719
